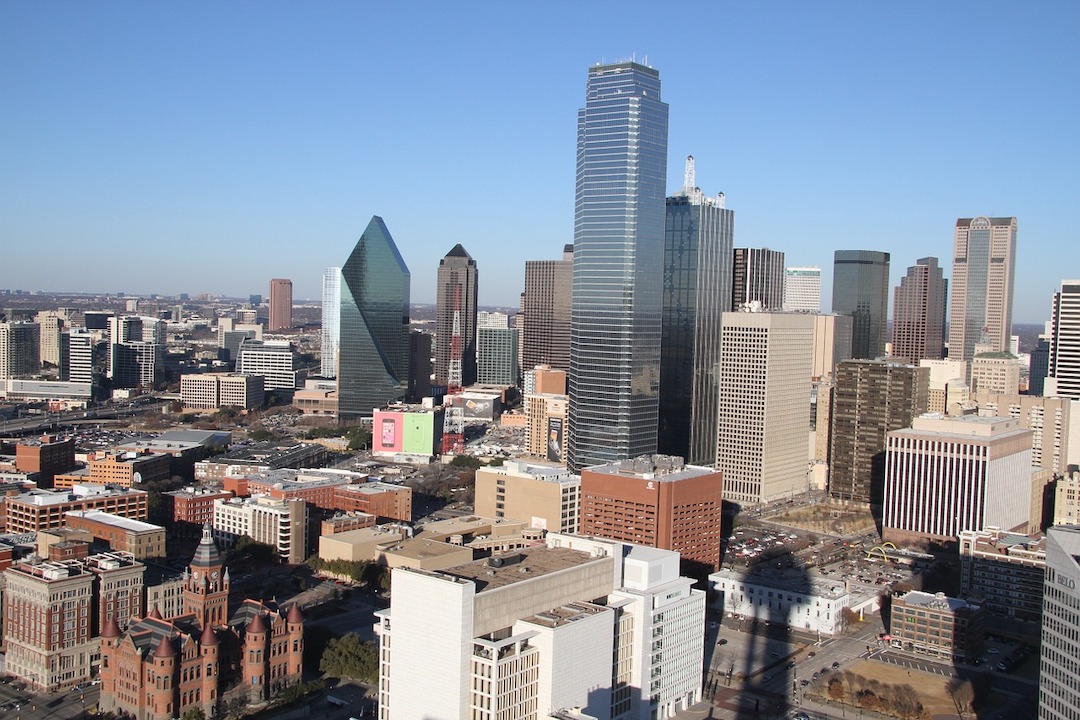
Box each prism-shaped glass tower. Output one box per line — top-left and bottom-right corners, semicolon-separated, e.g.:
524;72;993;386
338;216;411;419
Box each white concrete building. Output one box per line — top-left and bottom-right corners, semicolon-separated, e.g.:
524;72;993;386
236;339;304;391
782;266;821;312
320;267;341;378
211;495;307;563
920;358;969;414
708;567;852;636
180;372;264;409
374;534;704;720
1039;525;1080;720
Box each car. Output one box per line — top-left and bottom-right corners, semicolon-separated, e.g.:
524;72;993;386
807;651;816;657
793;713;811;720
787;660;796;668
718;638;728;645
800;678;810;686
763;674;773;682
832;661;841;668
989;648;999;654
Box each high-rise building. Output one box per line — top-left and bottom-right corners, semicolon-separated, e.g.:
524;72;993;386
731;248;784;311
715;311;816;504
970;352;1021;395
35;311;66;367
580;455;725;573
268;278;293;331
435;244;478;388
659;156;734;463
829;359;928;503
1030;327;1052;397
320;267;341;378
60;329;94;385
407;331;432;402
783;266;822;312
474;461;580;533
374;534;704;720
920;359;969;415
236;339;303;391
1048;280;1080;400
948;217;1017;363
811;313;854;381
521;245;573;373
832;250;890;359
0;321;41;379
568;61;668;472
338;216;411;419
476;327;518;386
891;257;946;365
973;391;1074;476
1039;525;1080;720
882;415;1036;547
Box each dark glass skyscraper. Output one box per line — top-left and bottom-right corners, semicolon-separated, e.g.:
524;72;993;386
832;250;890;359
435;244;478;388
659;157;733;464
521;245;573;373
568;61;669;472
337;216;410;419
731;247;784;310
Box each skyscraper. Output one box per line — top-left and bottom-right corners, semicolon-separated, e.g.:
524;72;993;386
435;244;478;389
0;322;40;380
948;217;1017;362
715;311;816;504
829;359;928;503
1047;280;1080;400
268;278;293;332
568;61;668;472
337;216;410;419
659;155;734;463
320;268;341;378
832;250;890;359
891;257;946;365
731;248;784;310
783;266;822;312
1039;525;1080;720
521;245;573;373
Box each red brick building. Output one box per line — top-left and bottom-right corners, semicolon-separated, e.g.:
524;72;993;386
162;488;235;538
3;486;149;533
99;526;304;720
15;435;76;487
331;482;412;522
580;455;724;574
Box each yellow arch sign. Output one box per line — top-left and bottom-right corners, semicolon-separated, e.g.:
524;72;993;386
866;542;897;562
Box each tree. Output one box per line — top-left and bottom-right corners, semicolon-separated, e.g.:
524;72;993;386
486;457;505;467
947;679;975;718
449;454;482;469
319;632;379;682
182;709;206;720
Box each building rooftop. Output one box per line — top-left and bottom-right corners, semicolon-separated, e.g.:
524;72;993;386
247;467;368;489
522;601;606;629
896;590;977;612
11;484;146;506
65;509;163;533
209;441;326;467
440;545;603;593
583;454;717;482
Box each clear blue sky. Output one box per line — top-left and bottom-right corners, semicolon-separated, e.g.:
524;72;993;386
2;2;1077;323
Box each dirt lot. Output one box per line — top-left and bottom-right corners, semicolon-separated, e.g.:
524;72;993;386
770;504;878;535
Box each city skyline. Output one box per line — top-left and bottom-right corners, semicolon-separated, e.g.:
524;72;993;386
2;4;1077;323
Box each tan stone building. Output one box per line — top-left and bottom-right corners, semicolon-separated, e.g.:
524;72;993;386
524;393;568;461
474;461;580;533
973;391;1074;475
65;510;166;559
971;352;1021;396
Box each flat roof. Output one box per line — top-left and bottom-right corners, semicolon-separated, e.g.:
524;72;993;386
523;601;606;629
440;545;602;593
65;510;162;533
897;590;976;612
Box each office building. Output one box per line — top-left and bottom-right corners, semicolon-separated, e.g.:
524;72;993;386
716;311;816;505
525;391;568;462
0;321;41;379
475;461;580;533
320;267;341;377
1038;525;1080;720
829;359;928;503
783;266;822;312
63;329;95;385
832;250;890;359
477;311;508;329
581;455;724;573
477;326;518;386
407;330;432;401
891;257;946;365
731;248;784;310
64;510;166;560
268;278;293;331
920;359;969;415
948;217;1017;362
15;435;76;486
1031;329;1052;397
1047;280;1080;400
3;485;149;533
568;61;668;472
889;591;984;661
371;405;444;461
709;568;853;636
958;528;1045;623
883;415;1036;547
374;534;704;720
180;372;264;410
971;352;1021;395
236;339;303;391
524;364;566;395
110;341;162;389
811;313;853;381
974;392;1074;476
35;311;66;366
161;488;235;538
212;496;307;564
659;156;734;463
338;217;411;419
521;246;573;373
435;244;479;388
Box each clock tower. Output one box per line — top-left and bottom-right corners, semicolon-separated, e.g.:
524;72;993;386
183;523;230;628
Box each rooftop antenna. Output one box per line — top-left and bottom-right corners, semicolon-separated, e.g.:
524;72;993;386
684;155;696;193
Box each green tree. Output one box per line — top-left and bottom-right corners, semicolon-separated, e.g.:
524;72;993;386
486;457;505;467
182;708;207;720
319;632;379;682
449;454;482;469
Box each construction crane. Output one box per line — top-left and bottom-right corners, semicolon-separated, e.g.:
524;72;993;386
442;285;464;455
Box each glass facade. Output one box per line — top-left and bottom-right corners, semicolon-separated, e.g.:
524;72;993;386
435;244;478;388
831;250;890;359
338;216;411;419
948;217;1017;362
568;62;669;471
659;193;733;464
320;267;341;378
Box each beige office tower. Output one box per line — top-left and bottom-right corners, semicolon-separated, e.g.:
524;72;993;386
716;311;815;504
525;392;568;462
474;461;580;533
920;359;969;414
971;352;1021;395
35;311;66;366
974;392;1074;475
949;217;1017;362
811;313;853;381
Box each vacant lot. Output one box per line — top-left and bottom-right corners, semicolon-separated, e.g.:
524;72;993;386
770;504;877;536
